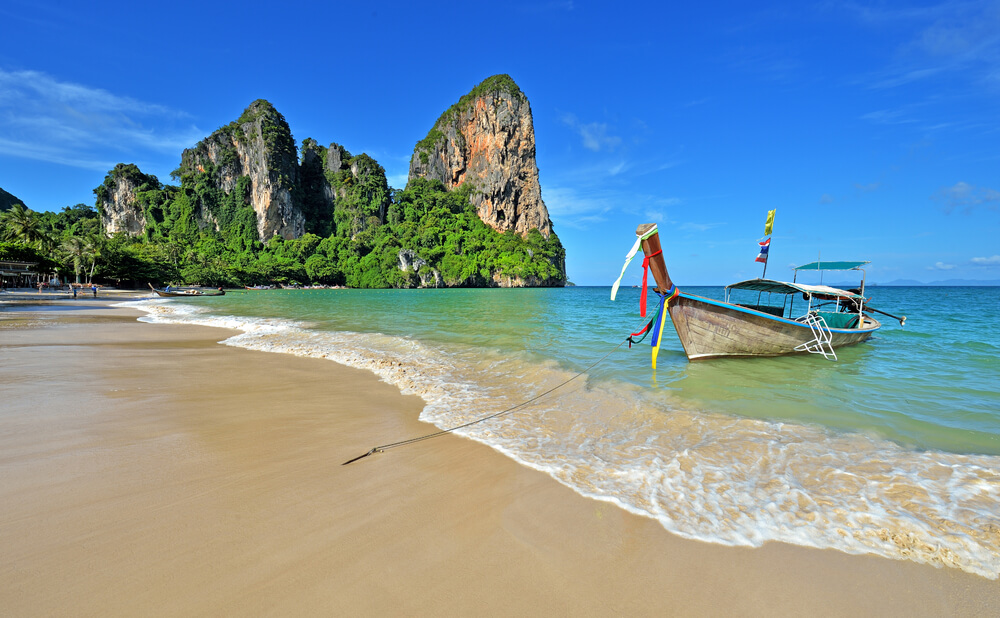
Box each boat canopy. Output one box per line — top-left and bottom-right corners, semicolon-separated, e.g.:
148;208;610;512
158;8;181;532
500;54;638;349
726;278;865;299
793;260;869;271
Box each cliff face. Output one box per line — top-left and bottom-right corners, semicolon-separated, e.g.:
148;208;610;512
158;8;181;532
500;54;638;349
94;164;154;236
300;139;390;239
92;91;564;290
178;100;304;240
408;75;553;238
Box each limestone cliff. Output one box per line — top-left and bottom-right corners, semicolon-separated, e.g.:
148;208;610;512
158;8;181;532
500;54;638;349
408;75;553;238
298;139;391;239
94;164;155;236
177;100;304;240
297;138;337;236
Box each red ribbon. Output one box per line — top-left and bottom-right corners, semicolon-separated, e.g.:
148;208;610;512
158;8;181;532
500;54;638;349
639;249;662;317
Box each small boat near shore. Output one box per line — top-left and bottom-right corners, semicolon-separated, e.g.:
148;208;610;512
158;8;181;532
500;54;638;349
614;224;905;361
148;283;226;297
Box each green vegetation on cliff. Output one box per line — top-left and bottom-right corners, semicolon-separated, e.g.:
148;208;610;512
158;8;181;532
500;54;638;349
434;74;523;129
414;74;523;166
4;161;563;289
3;95;564;289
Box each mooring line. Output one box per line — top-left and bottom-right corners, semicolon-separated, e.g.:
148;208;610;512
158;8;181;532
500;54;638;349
342;317;655;466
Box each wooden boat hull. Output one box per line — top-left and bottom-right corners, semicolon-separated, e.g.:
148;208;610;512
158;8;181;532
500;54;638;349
667;292;880;360
149;286;225;297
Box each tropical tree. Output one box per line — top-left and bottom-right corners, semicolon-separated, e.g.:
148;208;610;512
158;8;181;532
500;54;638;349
60;236;88;284
84;232;104;283
0;204;47;248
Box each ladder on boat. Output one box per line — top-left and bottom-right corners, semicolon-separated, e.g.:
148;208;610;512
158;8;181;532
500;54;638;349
795;313;837;361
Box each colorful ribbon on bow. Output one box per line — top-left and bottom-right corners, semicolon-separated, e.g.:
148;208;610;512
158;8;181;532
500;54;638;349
610;224;660;302
639;249;662;317
650;285;679;370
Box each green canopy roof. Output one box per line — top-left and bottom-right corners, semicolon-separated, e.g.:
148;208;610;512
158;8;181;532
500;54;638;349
793;260;869;271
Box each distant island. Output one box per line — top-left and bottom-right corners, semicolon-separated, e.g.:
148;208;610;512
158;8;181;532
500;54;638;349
788;278;1000;288
879;279;1000;286
0;75;566;289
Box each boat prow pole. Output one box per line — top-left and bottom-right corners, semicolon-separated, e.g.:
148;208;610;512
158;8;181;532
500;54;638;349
636;223;674;293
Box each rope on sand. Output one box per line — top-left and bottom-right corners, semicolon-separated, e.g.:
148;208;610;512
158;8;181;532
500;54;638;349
341;316;657;466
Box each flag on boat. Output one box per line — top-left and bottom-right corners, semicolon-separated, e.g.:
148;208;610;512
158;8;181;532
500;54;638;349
755;238;771;263
764;209;776;236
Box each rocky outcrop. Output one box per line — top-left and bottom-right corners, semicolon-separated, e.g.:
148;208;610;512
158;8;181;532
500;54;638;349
325;142;349;176
178;100;304;240
297;138;337;236
408;75;554;238
398;249;442;287
90;91;566;290
94;163;155;236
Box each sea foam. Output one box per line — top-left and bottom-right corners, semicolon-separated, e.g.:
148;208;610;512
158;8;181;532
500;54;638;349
121;298;1000;579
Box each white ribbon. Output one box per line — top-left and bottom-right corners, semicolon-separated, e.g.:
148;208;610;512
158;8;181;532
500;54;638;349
610;224;658;300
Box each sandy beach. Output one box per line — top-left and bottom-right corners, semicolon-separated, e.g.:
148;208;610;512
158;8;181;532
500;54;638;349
1;299;997;616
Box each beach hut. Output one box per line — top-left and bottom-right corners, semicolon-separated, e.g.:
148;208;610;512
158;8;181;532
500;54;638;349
0;261;38;290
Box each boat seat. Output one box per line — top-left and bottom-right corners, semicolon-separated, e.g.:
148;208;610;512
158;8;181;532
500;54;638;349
814;311;860;329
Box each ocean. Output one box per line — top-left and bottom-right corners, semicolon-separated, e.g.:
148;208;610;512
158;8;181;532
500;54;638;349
124;285;1000;578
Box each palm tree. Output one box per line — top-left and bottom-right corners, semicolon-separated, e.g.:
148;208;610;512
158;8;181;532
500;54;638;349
61;236;87;284
0;203;45;247
84;231;104;284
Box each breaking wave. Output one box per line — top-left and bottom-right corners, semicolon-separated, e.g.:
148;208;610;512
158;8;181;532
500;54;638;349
122;298;1000;579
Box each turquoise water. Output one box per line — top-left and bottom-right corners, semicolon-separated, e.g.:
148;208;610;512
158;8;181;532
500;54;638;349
123;285;1000;578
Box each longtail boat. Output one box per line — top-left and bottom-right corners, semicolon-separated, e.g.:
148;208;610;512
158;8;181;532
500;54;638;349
148;283;226;297
612;224;900;362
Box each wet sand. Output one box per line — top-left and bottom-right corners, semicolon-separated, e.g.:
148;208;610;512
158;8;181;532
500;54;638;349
1;302;997;616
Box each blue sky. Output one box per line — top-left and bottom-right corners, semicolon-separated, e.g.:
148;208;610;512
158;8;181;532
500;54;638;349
1;0;997;285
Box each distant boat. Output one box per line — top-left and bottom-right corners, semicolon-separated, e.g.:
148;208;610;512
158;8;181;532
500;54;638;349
616;224;903;361
148;283;226;297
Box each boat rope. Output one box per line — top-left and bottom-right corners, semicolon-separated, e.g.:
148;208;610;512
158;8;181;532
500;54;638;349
342;317;654;466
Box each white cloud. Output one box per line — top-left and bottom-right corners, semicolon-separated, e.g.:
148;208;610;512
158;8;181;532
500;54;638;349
933;181;1000;214
560;113;622;152
543;185;614;223
387;173;409;190
0;68;202;171
846;1;1000;91
608;161;627;176
543;186;682;230
971;255;1000;265
0;136;116;172
861;109;918;124
928;261;956;270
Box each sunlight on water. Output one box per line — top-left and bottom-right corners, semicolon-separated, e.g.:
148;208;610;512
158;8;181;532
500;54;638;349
120;286;1000;578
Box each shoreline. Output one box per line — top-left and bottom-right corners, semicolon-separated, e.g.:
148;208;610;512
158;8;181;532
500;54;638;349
0;287;152;303
1;300;997;615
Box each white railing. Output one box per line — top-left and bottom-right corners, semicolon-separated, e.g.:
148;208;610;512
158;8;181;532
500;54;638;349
795;313;837;361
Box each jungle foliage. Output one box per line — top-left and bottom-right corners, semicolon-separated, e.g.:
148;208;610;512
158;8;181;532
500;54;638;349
3;94;564;289
2;161;563;289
